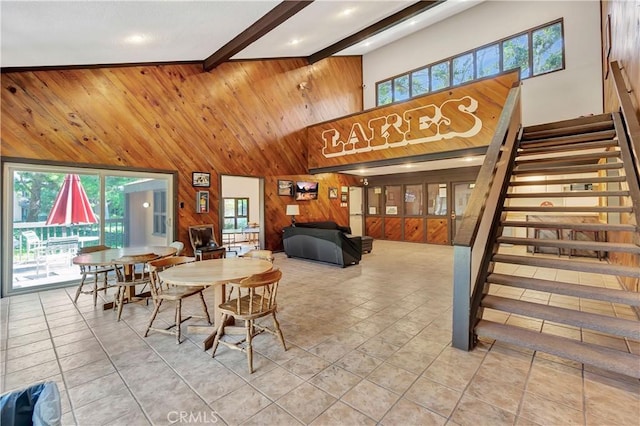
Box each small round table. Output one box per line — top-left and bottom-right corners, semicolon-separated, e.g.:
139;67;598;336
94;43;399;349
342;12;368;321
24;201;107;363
159;257;273;350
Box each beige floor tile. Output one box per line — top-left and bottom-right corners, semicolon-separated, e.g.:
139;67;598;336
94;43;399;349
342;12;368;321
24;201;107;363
334;350;383;377
380;398;446;426
280;351;331;380
308;365;361;398
277;382;336;424
211;384;272;425
367;362;418;394
62;357;116;389
244;403;303;426
450;394;516;426
405;376;462;417
73;392;141;425
341;379;400;421
250;366;304;400
519;392;584;425
526;363;583;410
309;401;376;426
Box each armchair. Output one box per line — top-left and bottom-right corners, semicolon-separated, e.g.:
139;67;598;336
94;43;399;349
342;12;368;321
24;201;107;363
188;225;226;260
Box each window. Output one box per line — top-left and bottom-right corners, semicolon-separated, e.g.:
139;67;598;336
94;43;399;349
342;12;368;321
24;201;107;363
153;190;166;236
503;34;530;78
411;69;429;96
431;61;450;91
477;44;500;78
452;53;474;85
223;198;249;230
376;19;564;106
532;22;563;76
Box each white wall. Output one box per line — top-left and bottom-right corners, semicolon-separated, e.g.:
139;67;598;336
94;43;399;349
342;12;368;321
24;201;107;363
362;1;603;126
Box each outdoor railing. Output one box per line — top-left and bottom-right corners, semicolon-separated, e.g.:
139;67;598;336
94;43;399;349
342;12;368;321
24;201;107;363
13;219;126;255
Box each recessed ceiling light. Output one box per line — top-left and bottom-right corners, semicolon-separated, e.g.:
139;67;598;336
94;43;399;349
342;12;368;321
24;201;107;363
340;8;355;17
364;41;371;47
403;164;413;168
124;34;148;45
288;38;301;46
358;168;367;174
408;20;417;26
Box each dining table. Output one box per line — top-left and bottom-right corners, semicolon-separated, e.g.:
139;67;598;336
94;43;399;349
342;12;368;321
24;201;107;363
159;257;273;350
73;245;177;309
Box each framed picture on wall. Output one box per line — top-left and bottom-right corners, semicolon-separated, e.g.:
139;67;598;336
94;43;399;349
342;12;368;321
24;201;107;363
278;180;294;196
329;187;338;199
192;172;210;187
197;191;209;213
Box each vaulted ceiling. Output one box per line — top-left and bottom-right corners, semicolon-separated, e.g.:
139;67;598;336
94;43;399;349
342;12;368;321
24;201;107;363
1;0;482;70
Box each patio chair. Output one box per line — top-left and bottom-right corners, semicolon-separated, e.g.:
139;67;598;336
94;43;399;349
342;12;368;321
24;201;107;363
21;231;44;262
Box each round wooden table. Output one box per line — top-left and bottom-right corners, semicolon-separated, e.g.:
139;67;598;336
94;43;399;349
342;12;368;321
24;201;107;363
159;257;273;350
73;246;177;309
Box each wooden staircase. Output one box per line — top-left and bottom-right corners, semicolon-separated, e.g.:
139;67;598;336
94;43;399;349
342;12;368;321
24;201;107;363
473;113;640;378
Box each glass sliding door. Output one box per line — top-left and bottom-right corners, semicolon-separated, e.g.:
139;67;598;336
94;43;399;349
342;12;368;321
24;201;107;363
2;162;174;296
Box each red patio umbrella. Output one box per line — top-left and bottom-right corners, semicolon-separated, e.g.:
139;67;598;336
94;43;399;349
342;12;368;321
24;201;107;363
45;174;98;225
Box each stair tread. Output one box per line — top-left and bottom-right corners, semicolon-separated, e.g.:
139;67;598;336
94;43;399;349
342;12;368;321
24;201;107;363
519;130;616;148
487;272;640;306
481;295;640;339
512;163;623;174
503;206;633;213
522;113;612;135
516;139;618;156
492;253;640;278
475;320;640;379
496;236;640;254
515;150;620;166
505;191;629;198
510;176;626;186
501;221;638;232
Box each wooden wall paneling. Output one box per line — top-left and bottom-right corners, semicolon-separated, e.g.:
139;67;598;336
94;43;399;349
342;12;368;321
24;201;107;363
365;216;383;239
427;218;449;245
404;218;425;242
307;70;519;170
1;57;363;255
384;217;402;240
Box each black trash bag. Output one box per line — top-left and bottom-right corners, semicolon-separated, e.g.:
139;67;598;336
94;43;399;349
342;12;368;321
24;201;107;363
0;381;61;426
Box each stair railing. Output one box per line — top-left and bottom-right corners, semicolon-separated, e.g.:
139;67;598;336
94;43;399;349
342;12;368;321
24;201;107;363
452;84;522;350
610;60;640;226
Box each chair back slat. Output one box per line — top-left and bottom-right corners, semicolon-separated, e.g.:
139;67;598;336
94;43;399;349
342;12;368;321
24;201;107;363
225;269;282;318
148;256;195;297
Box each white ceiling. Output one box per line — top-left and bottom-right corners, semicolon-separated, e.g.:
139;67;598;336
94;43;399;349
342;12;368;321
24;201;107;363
0;0;482;68
0;0;485;177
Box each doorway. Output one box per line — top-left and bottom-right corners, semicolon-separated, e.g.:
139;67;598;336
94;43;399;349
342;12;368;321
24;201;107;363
349;186;364;236
220;175;264;255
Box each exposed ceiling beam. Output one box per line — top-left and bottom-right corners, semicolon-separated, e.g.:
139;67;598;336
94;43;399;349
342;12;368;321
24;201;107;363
306;0;444;65
203;0;314;72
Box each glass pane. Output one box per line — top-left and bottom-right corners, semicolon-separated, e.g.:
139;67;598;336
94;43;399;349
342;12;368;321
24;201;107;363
427;183;447;216
532;22;563;76
431;61;450;91
367;187;382;215
237;199;248;217
236;217;248;229
224;198;235;217
503;34;530;78
377;80;392;106
12;171;101;290
404;184;423;216
411;68;429;96
393;75;410;102
476;44;500;78
223;218;235;229
385;186;401;215
452;53;474;85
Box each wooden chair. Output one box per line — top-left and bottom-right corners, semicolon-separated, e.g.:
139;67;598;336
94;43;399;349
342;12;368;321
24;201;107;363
188;224;226;260
144;256;211;344
239;249;274;263
112;253;158;321
169;241;185;256
73;245;115;306
211;268;286;373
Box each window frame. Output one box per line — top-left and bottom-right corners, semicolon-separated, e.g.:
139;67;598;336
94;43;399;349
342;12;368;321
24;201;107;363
223;197;249;230
375;18;564;107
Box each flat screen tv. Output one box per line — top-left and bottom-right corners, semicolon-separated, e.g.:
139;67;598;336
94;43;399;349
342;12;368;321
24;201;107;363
295;181;319;200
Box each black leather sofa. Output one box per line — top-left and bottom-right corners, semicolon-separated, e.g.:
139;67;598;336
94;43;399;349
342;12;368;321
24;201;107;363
282;221;362;267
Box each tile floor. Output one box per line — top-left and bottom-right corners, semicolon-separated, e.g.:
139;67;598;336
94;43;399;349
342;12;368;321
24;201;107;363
1;240;638;425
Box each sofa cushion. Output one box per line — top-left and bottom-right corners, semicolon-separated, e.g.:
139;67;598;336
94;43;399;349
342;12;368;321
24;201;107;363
295;221;352;234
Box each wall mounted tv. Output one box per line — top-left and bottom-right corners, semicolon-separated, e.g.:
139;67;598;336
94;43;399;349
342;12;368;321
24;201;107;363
295;181;319;200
